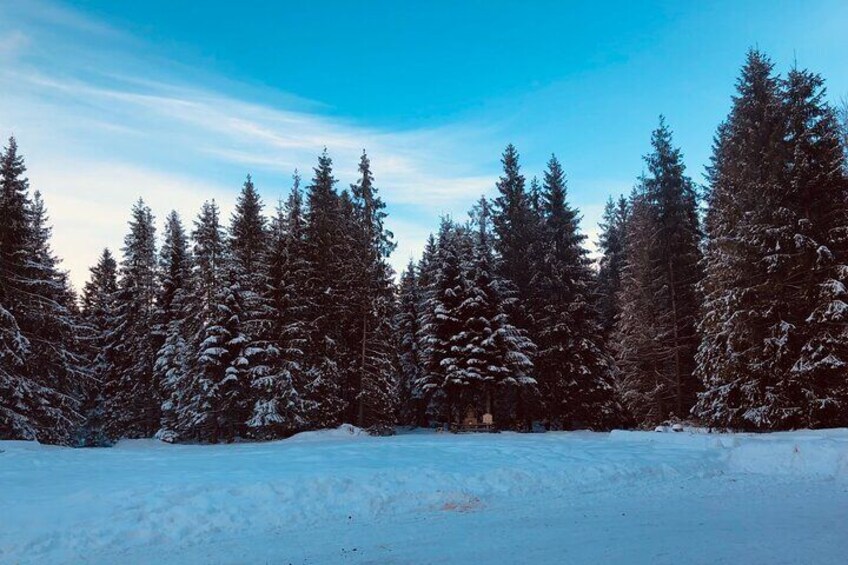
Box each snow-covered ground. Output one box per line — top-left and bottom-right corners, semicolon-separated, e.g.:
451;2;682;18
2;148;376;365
2;426;847;564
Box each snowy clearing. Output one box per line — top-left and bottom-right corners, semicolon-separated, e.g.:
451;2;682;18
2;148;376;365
2;427;848;564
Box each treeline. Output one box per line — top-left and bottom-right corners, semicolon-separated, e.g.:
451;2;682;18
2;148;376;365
1;49;847;446
2;150;398;445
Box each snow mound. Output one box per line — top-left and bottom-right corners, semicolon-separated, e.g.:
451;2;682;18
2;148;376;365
609;429;738;449
286;423;366;442
610;428;848;480
727;433;848;480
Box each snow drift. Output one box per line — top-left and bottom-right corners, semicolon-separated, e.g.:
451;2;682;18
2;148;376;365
1;428;846;563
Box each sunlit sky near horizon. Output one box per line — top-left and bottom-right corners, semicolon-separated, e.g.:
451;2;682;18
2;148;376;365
1;0;847;289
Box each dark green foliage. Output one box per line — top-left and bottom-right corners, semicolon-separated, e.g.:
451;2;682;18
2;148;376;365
302;149;348;427
0;138;86;444
695;51;848;430
596;196;629;341
229;175;268;290
616;119;702;425
6;48;847;445
154;211;191;441
396;261;425;425
463;198;536;425
78;249;119;446
102;199;160;439
529;156;617;429
177;200;228;440
190;272;251;443
422;219;470;423
249;175;308;439
492;144;537;329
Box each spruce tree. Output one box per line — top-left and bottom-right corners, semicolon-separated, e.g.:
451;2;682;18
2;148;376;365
422;218;471;425
158;212;192;318
0;138;84;444
229;175;268;289
82;250;119;327
154;211;192;441
783;69;848;427
249;175;307;438
335;189;364;420
617;119;702;425
695;52;787;430
207;271;252;443
530;155;617;429
528;176;544;221
80;248;119;446
596;195;629;342
302;150;346;427
647;118;702;418
190;201;227;329
227;175;282;439
414;234;441;422
178;200;228;441
0;137;39;441
491;144;536;330
615;190;665;425
349;151;398;430
396;261;424;425
463;198;535;427
695;51;848;429
102;199;159;439
0;138;30;306
24;192;89;443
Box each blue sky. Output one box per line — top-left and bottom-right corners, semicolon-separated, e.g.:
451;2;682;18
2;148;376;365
1;0;847;288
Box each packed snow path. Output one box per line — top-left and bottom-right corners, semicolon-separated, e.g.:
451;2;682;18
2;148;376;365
2;427;847;564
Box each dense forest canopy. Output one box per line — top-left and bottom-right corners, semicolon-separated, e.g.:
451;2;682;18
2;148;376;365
2;49;847;445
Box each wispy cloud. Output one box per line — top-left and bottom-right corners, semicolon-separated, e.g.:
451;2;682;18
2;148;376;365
0;0;502;288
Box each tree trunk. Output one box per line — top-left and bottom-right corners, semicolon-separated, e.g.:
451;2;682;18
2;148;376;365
357;316;367;428
668;256;683;418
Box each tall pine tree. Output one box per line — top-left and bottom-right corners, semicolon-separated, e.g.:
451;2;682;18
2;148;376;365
0;138;85;444
349;151;398;430
80;248;119;445
396;260;424;426
492;144;537;330
695;51;848;429
782;68;848;427
617;119;702;425
154;211;192;441
177;200;227;440
249;176;306;438
463;198;535;427
302;150;346;427
422;218;470;425
596;195;629;342
529;155;617;429
102;199;159;439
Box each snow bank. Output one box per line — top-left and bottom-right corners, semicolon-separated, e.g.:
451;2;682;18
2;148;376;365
727;433;848;479
609;429;739;449
2;429;847;563
286;423;366;442
610;427;848;480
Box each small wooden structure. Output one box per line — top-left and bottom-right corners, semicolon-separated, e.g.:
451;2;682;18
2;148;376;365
458;405;495;432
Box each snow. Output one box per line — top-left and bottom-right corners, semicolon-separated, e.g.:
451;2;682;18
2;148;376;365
2;427;847;564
